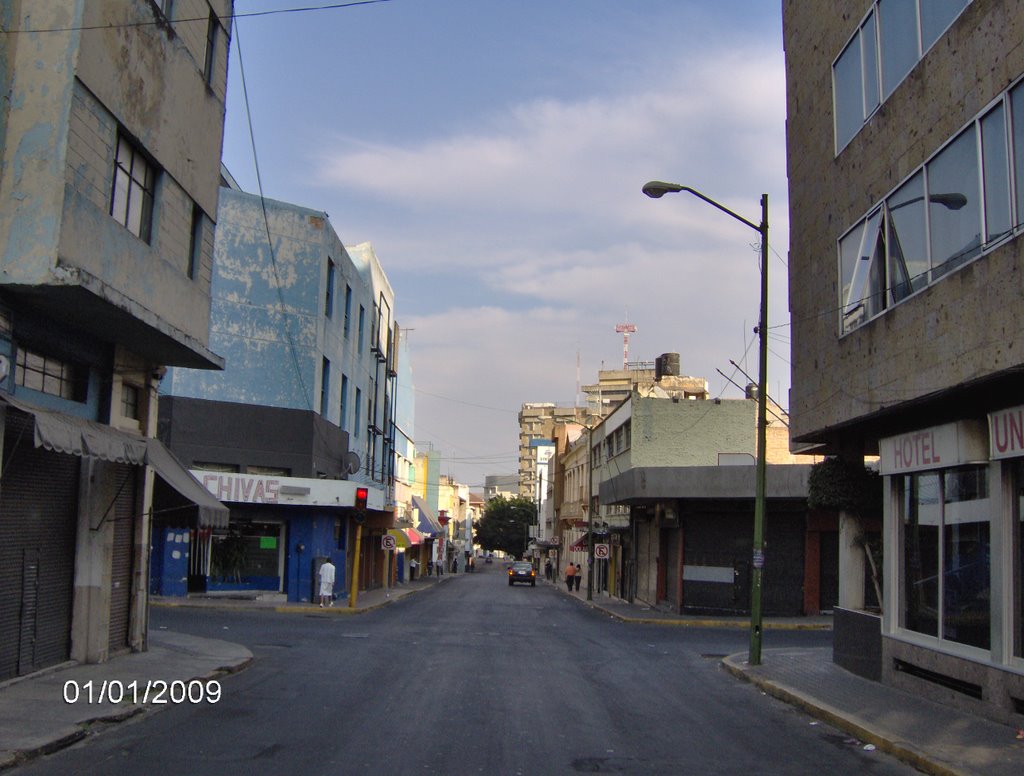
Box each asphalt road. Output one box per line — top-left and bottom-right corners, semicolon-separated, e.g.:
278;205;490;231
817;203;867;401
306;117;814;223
17;565;917;775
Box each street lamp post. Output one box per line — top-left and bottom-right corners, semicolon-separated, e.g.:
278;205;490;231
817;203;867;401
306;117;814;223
642;181;769;666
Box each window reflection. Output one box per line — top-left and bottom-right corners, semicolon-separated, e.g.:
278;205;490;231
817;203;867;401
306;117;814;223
887;172;927;299
981;104;1011;243
929;130;982;277
920;0;970;50
879;0;919;98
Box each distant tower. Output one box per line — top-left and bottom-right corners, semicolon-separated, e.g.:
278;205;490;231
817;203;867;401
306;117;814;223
615;321;637;369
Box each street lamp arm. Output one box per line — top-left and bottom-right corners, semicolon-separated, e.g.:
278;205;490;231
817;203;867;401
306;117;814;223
642;181;763;234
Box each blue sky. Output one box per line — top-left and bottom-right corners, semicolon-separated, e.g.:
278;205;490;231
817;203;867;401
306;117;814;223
221;0;791;488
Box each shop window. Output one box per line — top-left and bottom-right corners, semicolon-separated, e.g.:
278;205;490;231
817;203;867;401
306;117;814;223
901;465;990;650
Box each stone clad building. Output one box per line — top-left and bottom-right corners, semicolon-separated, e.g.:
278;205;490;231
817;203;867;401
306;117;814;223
784;0;1024;723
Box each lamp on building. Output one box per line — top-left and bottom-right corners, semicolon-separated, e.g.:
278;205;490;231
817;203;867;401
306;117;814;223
643;180;769;666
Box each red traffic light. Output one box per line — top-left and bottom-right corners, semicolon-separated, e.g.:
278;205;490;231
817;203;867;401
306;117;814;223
354;487;368;511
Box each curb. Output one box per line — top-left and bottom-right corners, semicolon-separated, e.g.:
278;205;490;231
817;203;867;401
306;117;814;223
556;586;832;630
721;654;966;776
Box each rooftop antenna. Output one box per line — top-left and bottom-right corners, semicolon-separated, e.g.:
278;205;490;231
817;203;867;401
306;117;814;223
615;314;637;369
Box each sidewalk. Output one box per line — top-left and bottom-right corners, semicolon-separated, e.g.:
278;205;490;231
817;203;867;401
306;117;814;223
555;577;1024;776
0;574;450;770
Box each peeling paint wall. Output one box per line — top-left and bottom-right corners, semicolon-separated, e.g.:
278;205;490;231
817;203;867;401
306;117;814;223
165;188;397;454
1;0;231;359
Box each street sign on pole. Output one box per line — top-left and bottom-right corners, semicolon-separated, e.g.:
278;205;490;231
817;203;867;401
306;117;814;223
381;534;396;551
594;543;610;559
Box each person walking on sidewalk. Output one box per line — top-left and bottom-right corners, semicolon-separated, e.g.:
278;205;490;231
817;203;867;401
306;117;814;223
565;562;576;592
574;563;582;591
318;558;336;607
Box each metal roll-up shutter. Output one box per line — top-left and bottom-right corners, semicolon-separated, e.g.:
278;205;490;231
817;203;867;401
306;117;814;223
108;463;138;653
0;411;80;680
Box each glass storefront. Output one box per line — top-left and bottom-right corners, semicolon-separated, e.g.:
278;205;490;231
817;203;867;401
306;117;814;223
901;465;990;650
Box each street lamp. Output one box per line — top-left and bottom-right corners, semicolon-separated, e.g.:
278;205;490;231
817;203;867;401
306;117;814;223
643;180;769;666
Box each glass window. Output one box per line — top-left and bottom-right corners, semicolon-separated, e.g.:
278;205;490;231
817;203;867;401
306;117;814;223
358;306;365;353
111;135;155;242
862;11;880;117
320;357;330;416
325;259;335;317
840;209;883;332
344;285;352;338
879;0;919;98
340;374;349;432
15;347;87;402
928;128;981;277
1015;460;1024;658
903;472;941;637
188;204;203;280
1012;83;1024;231
834;36;864;152
920;0;969;50
886;172;928;299
120;383;139;420
901;467;991;650
203;11;218;85
981;104;1011;244
354;388;362;438
942;466;990;650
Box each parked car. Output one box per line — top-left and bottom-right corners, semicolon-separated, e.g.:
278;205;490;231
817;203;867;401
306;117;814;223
508;561;536;587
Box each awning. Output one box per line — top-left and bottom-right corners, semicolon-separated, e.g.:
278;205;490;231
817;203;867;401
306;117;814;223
146;439;229;528
403;527;423;544
411;495;443;535
1;392;228;528
569;533;591;551
387;528;412;549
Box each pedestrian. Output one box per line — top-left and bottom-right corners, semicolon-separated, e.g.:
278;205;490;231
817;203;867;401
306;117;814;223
574;563;582;591
565;562;576;592
427;558;434;577
469;555;475;573
452;557;459;574
409;558;419;581
318;557;335;607
544;558;552;581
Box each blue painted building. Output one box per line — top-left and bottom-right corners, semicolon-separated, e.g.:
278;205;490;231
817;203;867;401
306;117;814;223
155;181;400;602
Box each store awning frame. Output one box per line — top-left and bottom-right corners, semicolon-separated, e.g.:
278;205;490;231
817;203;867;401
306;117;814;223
1;392;229;528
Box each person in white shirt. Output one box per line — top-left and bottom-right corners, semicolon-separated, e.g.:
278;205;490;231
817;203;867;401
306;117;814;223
319;558;336;607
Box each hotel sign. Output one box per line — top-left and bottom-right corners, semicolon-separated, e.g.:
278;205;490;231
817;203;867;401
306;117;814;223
879;420;987;475
988;405;1024;460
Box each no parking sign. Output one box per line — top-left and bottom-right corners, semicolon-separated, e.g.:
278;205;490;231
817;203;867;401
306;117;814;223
381;534;397;551
594;543;610;559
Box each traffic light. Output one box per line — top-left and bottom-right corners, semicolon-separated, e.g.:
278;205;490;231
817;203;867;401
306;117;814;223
354;487;368;512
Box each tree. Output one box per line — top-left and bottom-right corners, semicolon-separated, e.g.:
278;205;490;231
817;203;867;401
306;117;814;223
474;495;536;558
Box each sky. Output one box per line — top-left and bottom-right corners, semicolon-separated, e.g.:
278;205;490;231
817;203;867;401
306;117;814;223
220;0;792;490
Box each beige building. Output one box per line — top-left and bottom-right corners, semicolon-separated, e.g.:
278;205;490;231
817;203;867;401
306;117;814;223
784;0;1024;724
0;0;232;678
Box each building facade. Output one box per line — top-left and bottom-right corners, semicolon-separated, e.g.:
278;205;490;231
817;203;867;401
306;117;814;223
158;184;399;602
0;0;232;679
784;0;1024;723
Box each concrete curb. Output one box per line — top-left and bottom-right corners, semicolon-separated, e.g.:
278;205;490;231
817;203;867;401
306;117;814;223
721;654;967;776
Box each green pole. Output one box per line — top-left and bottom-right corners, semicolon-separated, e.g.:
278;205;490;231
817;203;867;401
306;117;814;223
749;193;769;666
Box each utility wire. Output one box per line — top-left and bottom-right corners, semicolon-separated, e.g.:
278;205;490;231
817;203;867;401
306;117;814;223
0;1;394;35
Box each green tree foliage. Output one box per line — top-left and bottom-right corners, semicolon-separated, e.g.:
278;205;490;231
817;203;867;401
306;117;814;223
474;495;536;558
807;457;882;516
